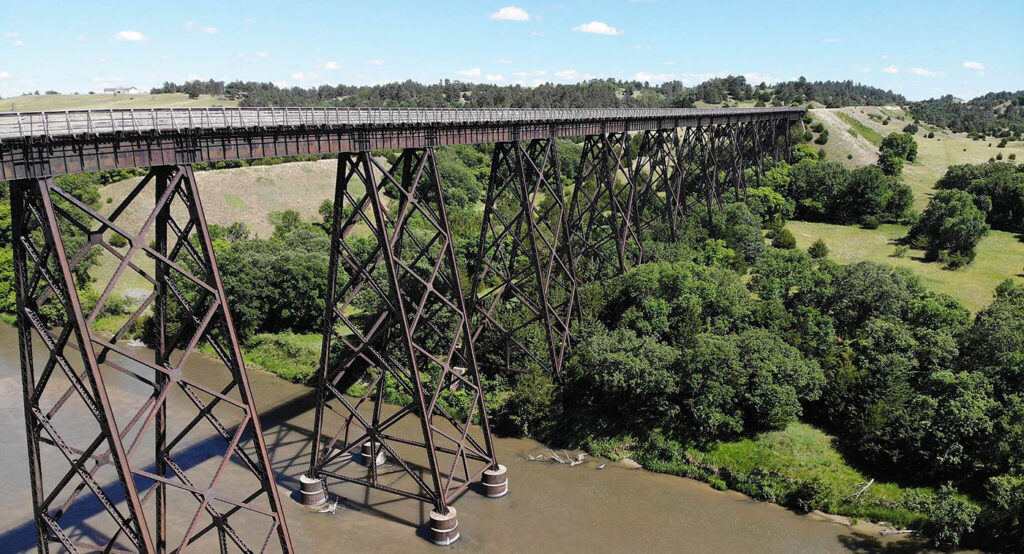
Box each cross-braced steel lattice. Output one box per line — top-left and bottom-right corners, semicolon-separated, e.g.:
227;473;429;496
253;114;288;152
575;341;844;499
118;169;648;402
309;149;499;518
10;166;293;553
566;133;648;280
468;139;579;378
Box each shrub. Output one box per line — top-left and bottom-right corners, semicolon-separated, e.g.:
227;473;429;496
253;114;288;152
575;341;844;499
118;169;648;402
108;233;128;248
772;228;797;249
903;123;919;134
925;484;981;549
861;216;880;229
808;238;829;258
893;245;910;258
814;129;829;145
927;131;936;138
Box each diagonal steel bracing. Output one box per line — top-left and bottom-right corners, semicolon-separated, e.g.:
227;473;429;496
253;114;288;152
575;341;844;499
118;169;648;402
468;139;579;378
309;149;499;517
10;166;293;553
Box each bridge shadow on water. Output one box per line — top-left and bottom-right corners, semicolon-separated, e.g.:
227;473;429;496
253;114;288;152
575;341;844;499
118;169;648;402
0;386;443;552
2;382;942;553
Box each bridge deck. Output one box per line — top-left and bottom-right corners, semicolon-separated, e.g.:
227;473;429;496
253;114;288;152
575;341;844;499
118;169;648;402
0;106;804;180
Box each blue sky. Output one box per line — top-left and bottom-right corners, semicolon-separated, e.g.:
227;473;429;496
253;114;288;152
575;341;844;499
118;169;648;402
1;1;1021;101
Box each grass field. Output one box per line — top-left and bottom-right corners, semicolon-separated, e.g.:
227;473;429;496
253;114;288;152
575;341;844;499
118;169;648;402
0;93;238;112
787;220;1024;313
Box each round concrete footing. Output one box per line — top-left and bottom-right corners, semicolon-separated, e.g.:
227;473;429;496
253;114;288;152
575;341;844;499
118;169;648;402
360;441;386;467
481;464;508;498
299;474;327;508
428;507;459;546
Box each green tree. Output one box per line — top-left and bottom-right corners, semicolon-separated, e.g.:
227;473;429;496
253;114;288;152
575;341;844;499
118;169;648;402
880;132;918;161
906;190;989;265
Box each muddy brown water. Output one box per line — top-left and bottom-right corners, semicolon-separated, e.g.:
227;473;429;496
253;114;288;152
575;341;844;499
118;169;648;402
0;323;945;553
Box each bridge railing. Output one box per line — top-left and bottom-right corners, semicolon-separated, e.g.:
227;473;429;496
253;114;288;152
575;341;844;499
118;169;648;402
0;106;803;141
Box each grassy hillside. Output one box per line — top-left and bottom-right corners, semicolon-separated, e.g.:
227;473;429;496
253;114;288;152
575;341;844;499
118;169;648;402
92;159;342;299
787;221;1024;313
0;93;238;112
811;106;1024;211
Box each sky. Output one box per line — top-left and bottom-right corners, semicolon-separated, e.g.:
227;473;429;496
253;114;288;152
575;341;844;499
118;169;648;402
1;0;1021;102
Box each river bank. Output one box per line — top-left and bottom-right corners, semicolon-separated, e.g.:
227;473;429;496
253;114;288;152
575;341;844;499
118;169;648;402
0;322;954;553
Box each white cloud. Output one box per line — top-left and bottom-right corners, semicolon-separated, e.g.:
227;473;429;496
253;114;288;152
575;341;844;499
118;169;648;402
823;37;840;43
323;61;341;70
634;71;675;82
494;59;513;64
962;61;984;70
243;17;256;25
531;31;545;36
0;71;9;79
367;59;387;65
256;51;268;58
512;70;546;77
455;67;482;77
236;52;246;58
113;30;146;42
485;74;505;81
272;80;287;87
857;66;871;73
200;26;218;34
554;69;593;81
743;72;782;84
881;54;890;60
13;39;24;47
186;74;202;80
490;6;530;21
632;45;653;51
664;61;677;65
678;72;722;84
909;67;945;77
883;65;899;74
185;22;196;29
291;72;316;80
572;21;623;36
4;32;17;38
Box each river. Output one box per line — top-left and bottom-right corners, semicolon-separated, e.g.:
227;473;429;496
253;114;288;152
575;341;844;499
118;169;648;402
0;322;942;553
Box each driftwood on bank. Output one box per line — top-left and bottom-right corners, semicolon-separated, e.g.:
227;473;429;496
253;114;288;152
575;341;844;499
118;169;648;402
524;450;587;466
850;478;874;500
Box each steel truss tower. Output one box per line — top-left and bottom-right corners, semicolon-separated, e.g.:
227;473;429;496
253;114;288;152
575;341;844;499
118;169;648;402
10;166;292;553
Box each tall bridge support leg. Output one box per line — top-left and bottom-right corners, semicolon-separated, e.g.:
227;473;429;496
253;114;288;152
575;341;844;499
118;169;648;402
9;166;293;553
566;133;646;282
309;149;502;545
468;139;578;378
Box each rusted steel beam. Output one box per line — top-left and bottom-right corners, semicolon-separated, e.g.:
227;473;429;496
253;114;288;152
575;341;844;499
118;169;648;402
0;108;805;180
10;166;293;553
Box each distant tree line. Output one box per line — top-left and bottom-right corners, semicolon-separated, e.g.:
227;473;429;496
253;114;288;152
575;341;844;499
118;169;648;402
910;91;1024;135
150;75;906;109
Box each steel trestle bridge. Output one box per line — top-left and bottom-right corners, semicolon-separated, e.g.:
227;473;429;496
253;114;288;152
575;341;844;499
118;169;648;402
2;106;803;552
